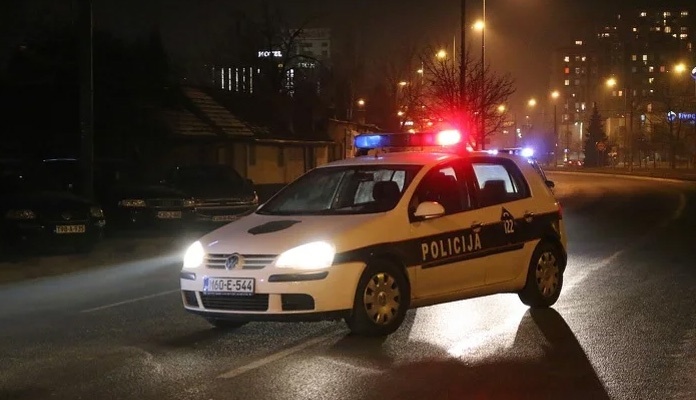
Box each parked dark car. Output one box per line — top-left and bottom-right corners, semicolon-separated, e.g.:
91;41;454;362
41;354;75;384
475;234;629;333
0;159;105;254
36;158;197;231
162;164;258;224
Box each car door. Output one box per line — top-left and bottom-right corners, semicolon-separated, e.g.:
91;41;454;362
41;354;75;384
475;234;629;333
467;156;539;285
409;160;489;298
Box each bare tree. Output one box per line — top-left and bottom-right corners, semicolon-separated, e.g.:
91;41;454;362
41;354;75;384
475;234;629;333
421;45;514;149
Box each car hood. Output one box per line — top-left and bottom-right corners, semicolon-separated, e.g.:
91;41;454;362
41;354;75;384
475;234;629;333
104;184;188;200
0;190;93;211
198;212;382;255
173;182;255;200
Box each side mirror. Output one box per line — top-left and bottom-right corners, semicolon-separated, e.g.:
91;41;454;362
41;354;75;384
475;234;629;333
413;201;446;220
246;178;254;187
545;180;555;189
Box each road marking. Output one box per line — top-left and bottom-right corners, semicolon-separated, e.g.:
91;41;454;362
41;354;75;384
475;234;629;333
80;289;179;313
217;330;344;379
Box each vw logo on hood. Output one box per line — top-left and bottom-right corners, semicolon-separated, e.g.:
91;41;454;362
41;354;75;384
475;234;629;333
225;253;242;270
62;212;72;221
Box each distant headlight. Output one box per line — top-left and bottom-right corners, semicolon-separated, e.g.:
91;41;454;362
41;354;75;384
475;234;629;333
183;241;205;269
118;199;146;208
5;209;36;220
90;206;104;218
183;199;196;207
275;241;335;270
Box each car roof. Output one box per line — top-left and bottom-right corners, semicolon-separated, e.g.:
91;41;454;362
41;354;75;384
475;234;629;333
318;150;525;169
319;151;462;168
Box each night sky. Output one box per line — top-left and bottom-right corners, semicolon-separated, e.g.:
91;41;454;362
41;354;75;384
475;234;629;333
1;0;690;110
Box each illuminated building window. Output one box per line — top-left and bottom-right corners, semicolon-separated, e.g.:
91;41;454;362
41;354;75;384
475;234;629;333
640;12;647;17
221;68;225;90
564;56;570;62
681;27;688;32
581;56;587;62
574;79;580;86
575;67;581;74
660;66;666;72
632;54;637;61
682;11;689;17
664;12;671;17
642;54;648;61
564;67;570;74
649;66;654;72
575;40;583;45
665;26;672;33
633;27;638;32
564;79;570;86
648;77;654;84
681;34;688;39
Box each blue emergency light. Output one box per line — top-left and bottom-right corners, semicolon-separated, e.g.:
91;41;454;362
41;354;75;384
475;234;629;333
354;130;463;150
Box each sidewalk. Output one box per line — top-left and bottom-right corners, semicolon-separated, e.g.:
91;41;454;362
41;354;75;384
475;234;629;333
544;166;696;182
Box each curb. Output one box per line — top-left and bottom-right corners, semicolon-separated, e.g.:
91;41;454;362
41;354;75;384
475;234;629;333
545;170;696;184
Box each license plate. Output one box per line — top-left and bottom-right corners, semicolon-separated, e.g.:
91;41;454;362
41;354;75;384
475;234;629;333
157;211;182;219
203;277;255;295
212;215;236;222
55;224;86;234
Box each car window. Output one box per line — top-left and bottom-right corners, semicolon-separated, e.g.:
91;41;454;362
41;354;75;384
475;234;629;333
410;162;470;215
257;165;421;215
471;160;529;207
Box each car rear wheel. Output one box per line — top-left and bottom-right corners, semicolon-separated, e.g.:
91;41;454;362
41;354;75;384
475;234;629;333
519;242;564;308
345;261;410;337
206;319;248;329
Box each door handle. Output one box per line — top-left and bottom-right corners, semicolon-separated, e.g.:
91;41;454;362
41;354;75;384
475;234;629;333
523;211;535;220
471;221;483;229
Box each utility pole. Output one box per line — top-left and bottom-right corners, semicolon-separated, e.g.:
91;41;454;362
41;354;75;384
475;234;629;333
479;0;485;150
78;0;94;200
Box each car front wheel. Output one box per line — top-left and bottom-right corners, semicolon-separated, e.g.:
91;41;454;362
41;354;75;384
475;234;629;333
345;261;410;336
518;242;564;308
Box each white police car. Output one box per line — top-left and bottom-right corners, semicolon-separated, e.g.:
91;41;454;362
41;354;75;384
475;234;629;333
180;130;567;336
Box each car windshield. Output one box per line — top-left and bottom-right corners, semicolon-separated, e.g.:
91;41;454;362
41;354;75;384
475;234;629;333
170;165;245;186
257;165;421;216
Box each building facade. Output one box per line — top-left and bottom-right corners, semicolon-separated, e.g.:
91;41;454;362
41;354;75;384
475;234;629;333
550;6;696;165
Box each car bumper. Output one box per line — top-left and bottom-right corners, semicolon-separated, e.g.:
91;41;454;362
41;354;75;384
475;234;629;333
1;219;104;249
108;208;197;229
180;261;365;320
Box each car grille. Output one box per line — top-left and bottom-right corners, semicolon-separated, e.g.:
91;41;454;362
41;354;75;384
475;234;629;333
197;198;251;207
147;198;184;208
200;293;269;311
205;254;277;270
182;290;199;307
42;209;90;222
281;294;315;311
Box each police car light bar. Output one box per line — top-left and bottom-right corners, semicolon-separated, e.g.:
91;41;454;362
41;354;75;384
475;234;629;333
354;130;463;150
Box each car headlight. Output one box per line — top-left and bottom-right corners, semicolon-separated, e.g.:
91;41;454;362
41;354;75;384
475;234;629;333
5;209;36;220
183;199;196;207
275;241;335;270
118;199;146;208
183;241;205;269
90;206;104;218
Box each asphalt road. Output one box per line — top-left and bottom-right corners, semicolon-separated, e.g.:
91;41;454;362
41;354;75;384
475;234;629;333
1;172;695;400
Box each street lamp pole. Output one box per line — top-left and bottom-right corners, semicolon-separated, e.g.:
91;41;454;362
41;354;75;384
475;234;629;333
479;0;485;150
460;0;467;136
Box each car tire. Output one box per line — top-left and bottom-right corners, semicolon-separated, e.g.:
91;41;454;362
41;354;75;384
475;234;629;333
518;241;564;308
345;260;410;337
206;319;248;329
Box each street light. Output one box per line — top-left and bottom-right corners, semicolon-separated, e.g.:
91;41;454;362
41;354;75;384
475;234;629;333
436;49;447;60
357;98;365;107
528;98;537;107
497;104;506;113
398;81;408;87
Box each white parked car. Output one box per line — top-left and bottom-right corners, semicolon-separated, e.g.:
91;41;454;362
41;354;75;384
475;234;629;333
180;130;567;336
